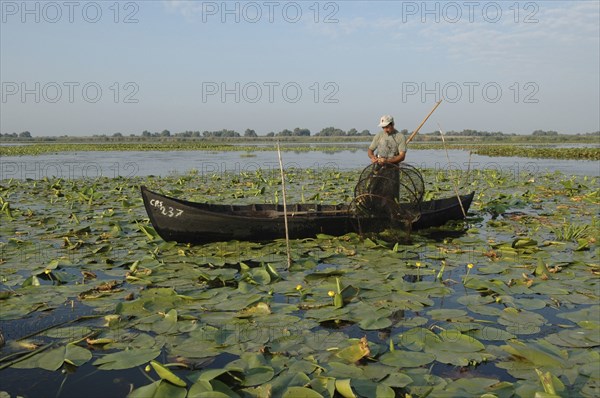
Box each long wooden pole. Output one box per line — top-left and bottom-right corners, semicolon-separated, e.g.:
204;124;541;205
276;141;292;270
406;99;443;144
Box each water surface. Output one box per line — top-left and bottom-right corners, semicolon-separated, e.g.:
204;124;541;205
1;149;598;180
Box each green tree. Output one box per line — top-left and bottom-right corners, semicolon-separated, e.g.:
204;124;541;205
316;126;346;136
293;127;311;136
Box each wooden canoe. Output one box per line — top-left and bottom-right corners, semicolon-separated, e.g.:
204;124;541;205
141;186;474;244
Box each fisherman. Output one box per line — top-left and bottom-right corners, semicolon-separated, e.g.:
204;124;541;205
364;115;408;206
367;115;407;164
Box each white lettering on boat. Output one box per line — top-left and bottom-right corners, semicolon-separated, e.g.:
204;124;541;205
149;199;184;218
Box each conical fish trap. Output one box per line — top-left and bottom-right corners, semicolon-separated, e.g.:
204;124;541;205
350;163;424;232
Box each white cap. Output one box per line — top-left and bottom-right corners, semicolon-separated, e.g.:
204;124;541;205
378;115;394;127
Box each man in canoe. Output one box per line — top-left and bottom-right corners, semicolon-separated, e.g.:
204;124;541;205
362;115;407;211
367;115;407;164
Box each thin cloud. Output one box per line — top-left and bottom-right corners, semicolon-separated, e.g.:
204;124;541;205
304;2;598;69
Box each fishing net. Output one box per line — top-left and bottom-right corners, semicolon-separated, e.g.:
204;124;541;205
350;163;425;233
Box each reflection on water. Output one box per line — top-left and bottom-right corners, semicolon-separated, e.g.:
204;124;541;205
1;149;598;180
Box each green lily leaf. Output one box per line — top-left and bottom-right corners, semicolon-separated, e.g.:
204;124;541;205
93;348;161;370
512;238;538;248
499;307;546;335
282;387;324;398
12;343;92;371
128;380;187;398
335;379;356;398
380;350;435;368
335;337;370;363
429;330;485;353
150;360;187;387
310;376;336;398
241;366;275;387
352;379;395;398
501;340;567;369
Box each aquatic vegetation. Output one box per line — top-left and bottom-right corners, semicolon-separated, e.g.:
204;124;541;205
465;145;600;161
0;168;598;397
1;140;599;161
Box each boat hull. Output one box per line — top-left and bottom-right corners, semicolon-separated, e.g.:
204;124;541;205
141;186;474;244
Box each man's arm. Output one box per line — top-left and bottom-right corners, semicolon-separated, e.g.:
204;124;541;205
368;133;380;163
368;148;378;163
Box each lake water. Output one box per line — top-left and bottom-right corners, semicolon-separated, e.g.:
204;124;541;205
1;148;598;180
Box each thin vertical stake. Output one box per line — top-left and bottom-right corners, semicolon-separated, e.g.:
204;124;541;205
276;141;292;270
438;123;467;218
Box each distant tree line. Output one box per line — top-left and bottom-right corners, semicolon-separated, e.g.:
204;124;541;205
433;129;509;137
1;131;32;138
314;127;371;136
2;129;599;140
531;130;559;136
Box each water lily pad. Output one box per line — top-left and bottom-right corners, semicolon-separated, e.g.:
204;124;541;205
501;340;568;369
441;377;502;396
335;337;370;363
326;362;364;379
12;343;92;371
380;350;435;368
335;378;356;398
282;386;324;398
237;302;271;318
213;294;262;311
545;325;600;348
557;306;600;324
128;380;187;398
466;326;516;341
426;330;487;365
357;316;392;331
310;376;336;398
427;309;469;322
93;348;160;370
512;238;538;248
150;360;187;387
240;366;275;387
498;307;546;335
352;379;395;398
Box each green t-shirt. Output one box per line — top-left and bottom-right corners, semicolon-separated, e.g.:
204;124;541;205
369;130;407;158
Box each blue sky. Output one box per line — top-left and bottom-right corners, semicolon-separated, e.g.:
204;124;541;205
1;0;599;136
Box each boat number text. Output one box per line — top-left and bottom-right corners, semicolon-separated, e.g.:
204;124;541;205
150;199;184;218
